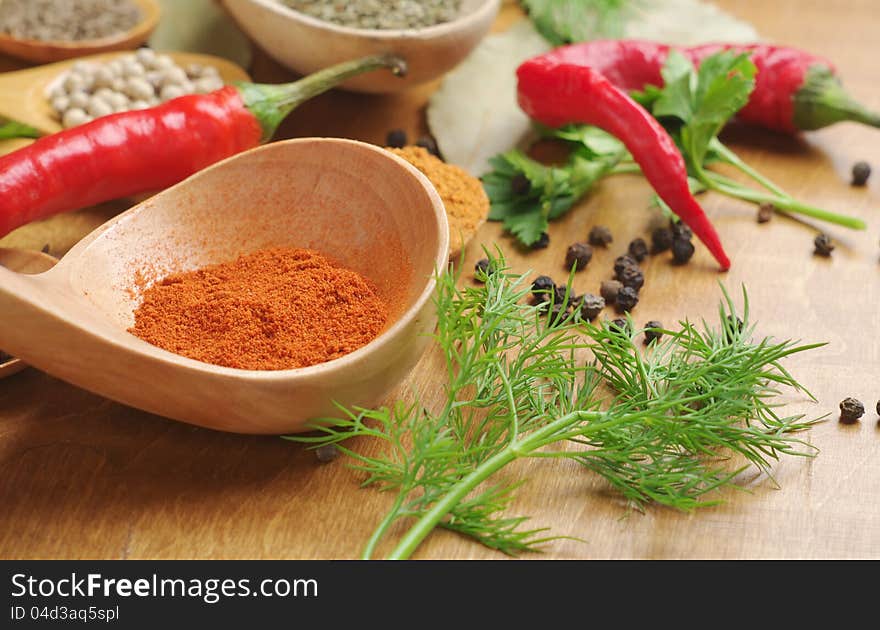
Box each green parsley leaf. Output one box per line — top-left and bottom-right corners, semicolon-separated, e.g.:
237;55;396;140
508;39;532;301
639;50;865;230
482;140;625;246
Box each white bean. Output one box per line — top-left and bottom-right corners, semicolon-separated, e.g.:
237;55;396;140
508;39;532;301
63;72;85;93
129;99;150;110
107;92;129;109
62;108;90;128
193;77;223;94
160;67;188;87
71;61;92;75
145;71;163;88
47;84;67;100
121;60;145;77
201;66;220;78
154;55;175;70
159;84;186;101
124;77;154;101
185;63;204;78
111;77;127;92
94;87;116;101
108;60;125;76
87;97;114;118
136;48;156;65
51;95;70;113
68;91;89;109
93;66;115;89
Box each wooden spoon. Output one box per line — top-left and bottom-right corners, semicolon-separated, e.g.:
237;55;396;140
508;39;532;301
0;51;251;136
0;138;449;434
0;248;58;378
0;0;161;64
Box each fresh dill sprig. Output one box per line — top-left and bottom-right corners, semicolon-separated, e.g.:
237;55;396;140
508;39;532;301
286;255;824;559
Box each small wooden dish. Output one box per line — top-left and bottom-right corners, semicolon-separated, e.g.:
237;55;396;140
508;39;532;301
0;139;449;433
0;248;58;379
219;0;501;92
0;0;161;65
0;51;250;136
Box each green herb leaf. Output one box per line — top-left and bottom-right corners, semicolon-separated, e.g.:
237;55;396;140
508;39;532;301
640;51;865;230
287;255;824;560
520;0;634;46
482;146;622;246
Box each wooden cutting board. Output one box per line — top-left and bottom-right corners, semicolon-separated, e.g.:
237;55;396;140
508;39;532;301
0;0;878;559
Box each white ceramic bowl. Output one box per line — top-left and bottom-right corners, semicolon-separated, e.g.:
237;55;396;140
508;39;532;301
219;0;501;92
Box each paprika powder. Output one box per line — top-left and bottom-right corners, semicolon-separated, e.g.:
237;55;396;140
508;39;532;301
130;247;389;370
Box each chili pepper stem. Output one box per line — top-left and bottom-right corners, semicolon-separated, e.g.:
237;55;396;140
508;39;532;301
0;120;41;140
705;173;867;230
794;66;880;130
236;55;408;141
710;140;789;198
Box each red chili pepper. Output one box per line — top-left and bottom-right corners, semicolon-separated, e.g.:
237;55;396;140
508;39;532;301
542;41;880;133
0;55;406;238
517;56;732;271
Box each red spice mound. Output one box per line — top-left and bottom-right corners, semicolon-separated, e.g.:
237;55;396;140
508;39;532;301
130;247;389;370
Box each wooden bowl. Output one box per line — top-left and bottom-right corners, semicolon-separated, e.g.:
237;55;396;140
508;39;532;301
219;0;501;93
0;0;161;65
0;138;450;433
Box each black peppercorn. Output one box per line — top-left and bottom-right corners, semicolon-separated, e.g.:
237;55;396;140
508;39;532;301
600;279;623;304
615;286;639;313
530;294;549;309
876;400;880;417
40;243;50;254
670;220;693;241
531;232;550;250
613;254;639;278
813;233;834;256
315;444;340;463
851;161;871;187
651;226;674;253
547;303;569;327
644;321;663;345
671;238;695;265
531;275;555;300
628;238;649;262
608;318;630;334
565;242;594;271
0;350;12;363
416;134;442;158
579;293;605;321
757;202;774;223
617;265;644;291
553;284;575;307
723;316;745;343
588;225;613;247
510;173;531;196
839;397;865;424
385;129;407;149
474;258;493;281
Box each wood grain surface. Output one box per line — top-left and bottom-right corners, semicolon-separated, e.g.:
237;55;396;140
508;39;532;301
1;0;878;560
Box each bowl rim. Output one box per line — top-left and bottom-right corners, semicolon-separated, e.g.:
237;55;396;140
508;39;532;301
60;137;450;380
236;0;501;39
0;0;160;51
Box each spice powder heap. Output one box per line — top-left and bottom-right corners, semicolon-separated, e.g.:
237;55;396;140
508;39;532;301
130;248;389;370
387;146;488;257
